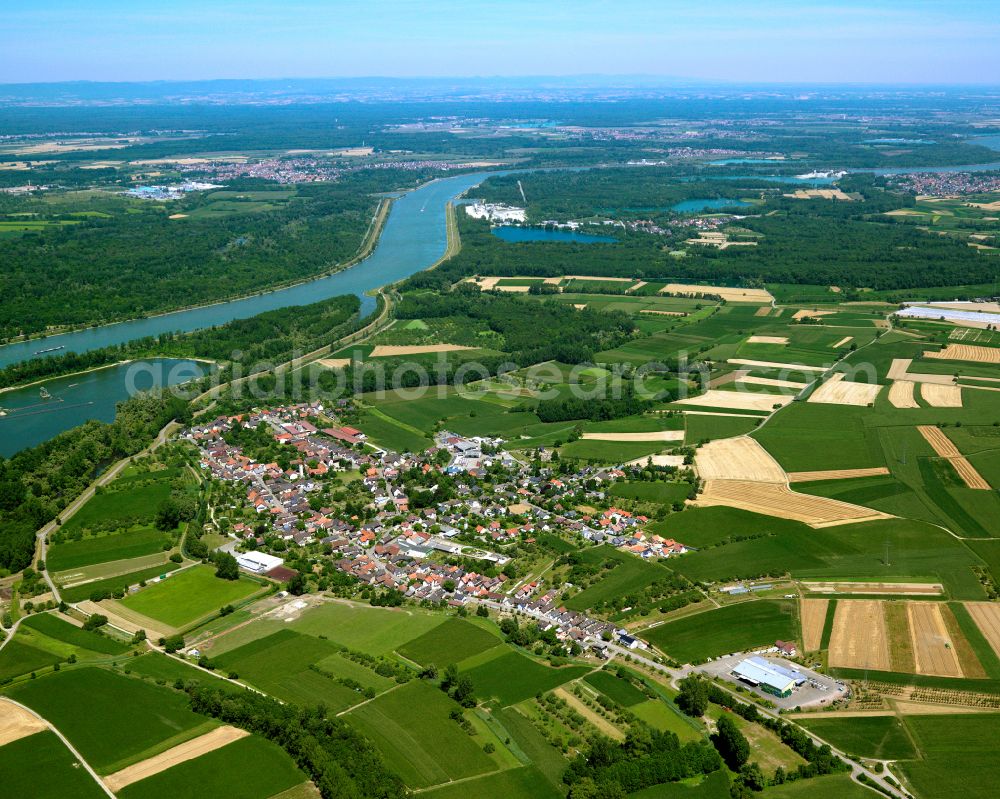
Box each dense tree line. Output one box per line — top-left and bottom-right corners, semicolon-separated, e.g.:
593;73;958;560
563;727;722;797
0;392;189;572
0;179;378;340
0;294;361;390
183;681;407;798
531;389;653;423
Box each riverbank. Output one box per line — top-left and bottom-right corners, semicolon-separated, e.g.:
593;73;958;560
1;195;393;350
0;356;218;397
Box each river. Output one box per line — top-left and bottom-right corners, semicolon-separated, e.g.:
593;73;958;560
0;170;494;454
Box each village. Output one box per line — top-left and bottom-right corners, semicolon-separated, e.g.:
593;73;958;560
184;400;693;650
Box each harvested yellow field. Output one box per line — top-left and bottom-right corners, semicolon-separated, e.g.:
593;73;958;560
625;454;686;467
908;603;962;678
787;467;890;483
694;480;891;527
746;335;789;345
573;304;588;310
659;283;773;303
965;603;1000;658
920;383;963;408
629;281;648;292
800;599;829;652
887;358;954;385
579;431;684;442
564;275;635;282
693;436;786;482
493;285;530;293
925;344;1000;364
803;582;943;596
368;344;475;357
737;375;809;390
784;188;853;200
828;601;891;671
728;358;828;372
792;309;836;320
807;373;882;407
0;699;47;746
888;381;919;409
316;358;351;369
674;388;792;412
168;213;189;219
104;726;250;791
754;307;772;317
831;336;853;348
916;424;990;488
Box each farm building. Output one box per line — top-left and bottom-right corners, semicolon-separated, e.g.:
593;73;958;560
236;550;285;574
731;656;805;698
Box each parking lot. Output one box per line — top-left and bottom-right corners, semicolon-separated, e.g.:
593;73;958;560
697;653;849;710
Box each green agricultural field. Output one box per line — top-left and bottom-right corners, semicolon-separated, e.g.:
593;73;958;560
796;715;916;760
60;481;175;533
608;481;692;505
355;409;432;452
6;667;215;774
684;413;762;444
286;601;446;655
47;527;171;572
896;713;1000;799
123;652;248;694
0;638;62;682
212;629;392;709
0;731;108;799
420;766;562;799
584;670;648;706
559;438;669;463
345;680;498;789
462;650;590;706
759;773;874;799
396;618;502;666
21;612;130;655
118;735;307;799
752;404;885;472
642;601;797;663
565;546;674;612
629;699;703;742
119;565;260;629
497;706;570;789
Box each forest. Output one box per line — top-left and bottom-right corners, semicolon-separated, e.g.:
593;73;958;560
0;392;190;573
0;175;386;340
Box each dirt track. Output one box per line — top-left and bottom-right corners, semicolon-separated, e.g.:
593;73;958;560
0;699;47;746
800;599;829;652
104;726;250;791
828;601;891;671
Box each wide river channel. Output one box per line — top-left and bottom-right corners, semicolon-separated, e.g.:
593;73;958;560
0;170;495;455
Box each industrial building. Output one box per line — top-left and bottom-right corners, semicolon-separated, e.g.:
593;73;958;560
731;656;806;698
236;550;285;574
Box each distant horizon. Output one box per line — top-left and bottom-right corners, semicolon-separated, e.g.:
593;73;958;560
3;1;999;85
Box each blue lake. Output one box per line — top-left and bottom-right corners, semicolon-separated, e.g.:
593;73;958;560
670;198;751;212
491;226;616;244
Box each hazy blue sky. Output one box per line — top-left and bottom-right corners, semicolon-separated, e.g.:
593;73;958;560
2;0;998;84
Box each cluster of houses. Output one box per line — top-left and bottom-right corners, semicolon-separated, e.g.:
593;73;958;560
183;402;691;651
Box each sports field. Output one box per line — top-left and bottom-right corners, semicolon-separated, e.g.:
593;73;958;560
118;565;260;628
